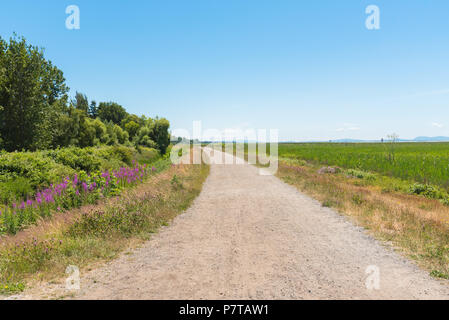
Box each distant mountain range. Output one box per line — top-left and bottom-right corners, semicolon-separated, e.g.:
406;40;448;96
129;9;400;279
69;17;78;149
195;137;449;144
412;136;449;142
329;137;449;143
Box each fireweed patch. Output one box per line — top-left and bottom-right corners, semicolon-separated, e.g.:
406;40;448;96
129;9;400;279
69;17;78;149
0;161;152;235
0;161;209;295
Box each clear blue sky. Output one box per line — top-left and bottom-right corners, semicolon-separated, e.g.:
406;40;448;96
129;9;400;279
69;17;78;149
1;0;448;141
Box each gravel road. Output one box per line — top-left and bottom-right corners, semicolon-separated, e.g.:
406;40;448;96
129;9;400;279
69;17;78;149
18;150;449;299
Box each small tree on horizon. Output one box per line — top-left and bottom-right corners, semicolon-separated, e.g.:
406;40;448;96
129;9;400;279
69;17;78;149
386;133;399;163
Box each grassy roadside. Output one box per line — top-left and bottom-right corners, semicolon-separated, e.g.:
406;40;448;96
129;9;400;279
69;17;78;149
0;160;209;295
277;159;449;280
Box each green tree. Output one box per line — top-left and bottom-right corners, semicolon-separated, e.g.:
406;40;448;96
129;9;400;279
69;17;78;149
73;92;89;114
121;114;144;127
124;120;140;138
114;124;129;145
149;118;170;154
90;117;108;144
133;126;157;149
0;107;3;149
386;133;399;163
38;99;69;149
97;102;128;125
78;117;97;147
88;100;98;118
0;35;68;151
49;109;73;148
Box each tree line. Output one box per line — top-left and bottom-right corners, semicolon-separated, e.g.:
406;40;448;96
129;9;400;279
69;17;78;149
0;35;170;154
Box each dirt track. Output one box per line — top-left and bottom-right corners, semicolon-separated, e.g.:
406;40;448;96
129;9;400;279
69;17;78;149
18;150;449;299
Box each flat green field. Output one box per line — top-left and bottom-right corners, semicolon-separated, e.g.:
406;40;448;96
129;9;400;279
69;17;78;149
278;142;449;189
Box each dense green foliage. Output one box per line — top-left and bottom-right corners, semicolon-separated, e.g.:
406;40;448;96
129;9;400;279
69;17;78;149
0;145;163;234
97;102;127;125
0;35;68;151
0;34;173;236
0;35;170;153
278;142;449;189
0;146;159;204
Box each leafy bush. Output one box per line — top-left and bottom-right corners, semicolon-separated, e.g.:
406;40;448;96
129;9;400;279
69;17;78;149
430;270;449;279
346;169;376;181
351;194;365;205
46;147;102;172
133;126;157;149
108;146;134;165
0;151;75;191
408;183;444;199
440;197;449;206
45;146;135;173
133;147;159;165
317;166;340;174
0;177;34;204
170;174;183;190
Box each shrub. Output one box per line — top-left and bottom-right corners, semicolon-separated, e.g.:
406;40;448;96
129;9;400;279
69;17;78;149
322;199;338;207
0;151;75;190
134;127;157;149
109;146;133;165
170;174;183;190
317;166;340;174
351;194;365;205
0;177;34;204
440;197;449;206
133;147;159;165
430;270;449;279
346;169;376;181
408;183;444;199
46;147;102;172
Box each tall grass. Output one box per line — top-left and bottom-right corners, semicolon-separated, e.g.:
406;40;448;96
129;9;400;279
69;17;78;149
278;142;449;189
